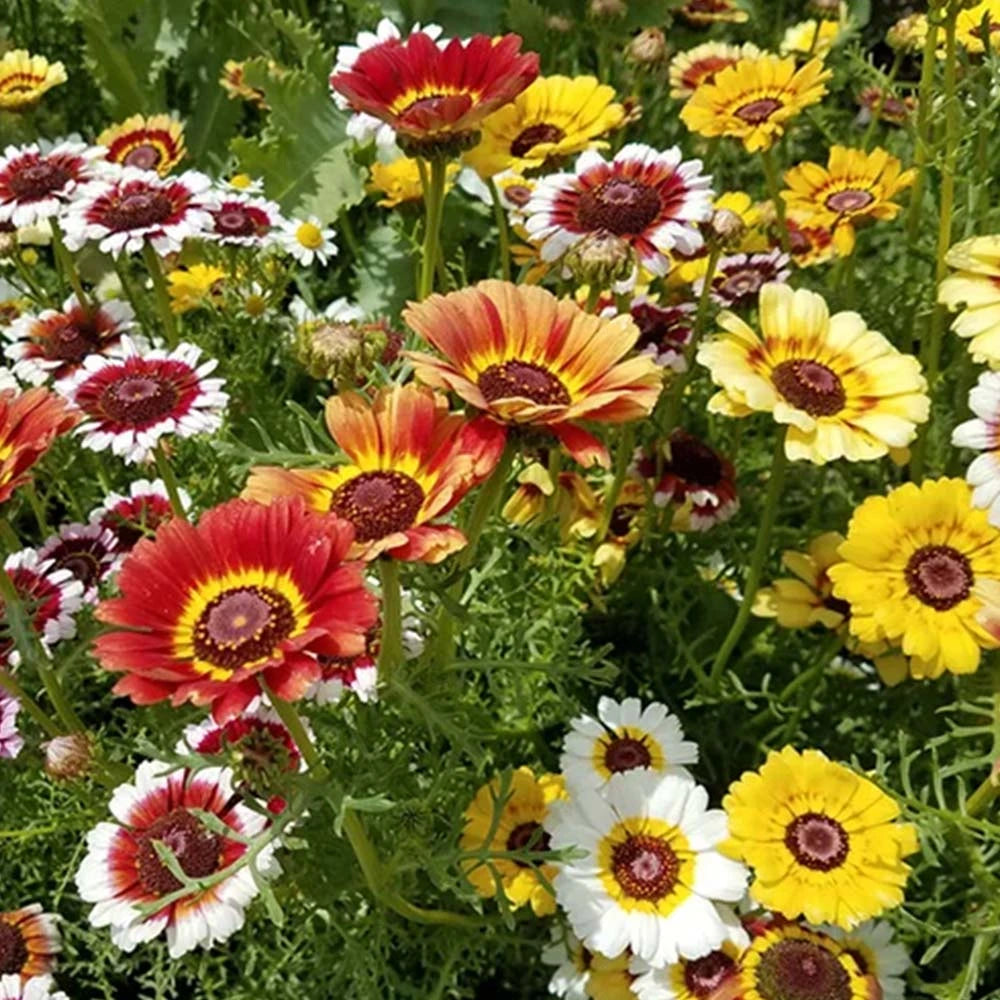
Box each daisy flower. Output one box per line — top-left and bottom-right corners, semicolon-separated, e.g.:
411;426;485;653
461;768;565;916
403;280;663;468
524;144;713;277
678;0;749;24
75;760;278;958
55;337;228;465
0;51;66;112
560;697;698;794
681;56;830;153
696;249;791;309
953;371;1000;524
276;216;337;266
0;977;68;1000
697;283;930;465
61;167;214;257
631;940;744;1000
37;522;119;602
0;387;78;505
0;691;22;759
204;190;284;246
724;746;918;928
97;113;186;175
547;770;749;967
0;139;108;228
89;478;189;553
938;234;1000;366
630;301;694;371
668;42;762;100
4;295;136;385
829;478;1000;678
93;497;379;721
0;905;60;977
245;384;505;563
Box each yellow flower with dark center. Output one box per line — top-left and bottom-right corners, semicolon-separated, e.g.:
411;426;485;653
725;747;918;928
0;49;66;111
367;155;458;207
938;234;1000;366
98;113;186;176
167;264;226;314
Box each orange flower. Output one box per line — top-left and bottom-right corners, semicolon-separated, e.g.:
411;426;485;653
0;387;78;504
244;384;505;563
403;281;662;468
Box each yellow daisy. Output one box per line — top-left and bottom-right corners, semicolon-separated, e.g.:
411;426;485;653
780;19;845;58
460;767;565;916
668;42;762;100
724;746;919;928
680;56;830;153
829;478;1000;678
97;113;186;176
463;75;625;179
782;147;916;255
939;234;1000;366
0;49;66;111
367;155;458;207
166;264;226;314
696;283;930;464
956;1;1000;54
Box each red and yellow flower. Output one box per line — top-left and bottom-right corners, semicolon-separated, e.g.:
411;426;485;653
0;387;78;505
97;114;186;176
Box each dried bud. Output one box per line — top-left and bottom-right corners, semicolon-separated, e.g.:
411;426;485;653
295;318;389;386
627;28;667;65
564;232;635;291
709;208;747;249
546;14;573;32
589;0;627;17
44;732;94;781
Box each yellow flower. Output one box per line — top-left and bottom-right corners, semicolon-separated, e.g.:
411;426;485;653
166;264;226;314
460;767;565;916
956;1;1000;54
668;42;761;100
97;114;186;176
829;478;1000;678
780;19;844;58
0;49;66;111
724;746;919;928
782;146;916;255
463;75;625;179
681;56;830;153
697;283;930;464
939;234;1000;366
367;155;457;207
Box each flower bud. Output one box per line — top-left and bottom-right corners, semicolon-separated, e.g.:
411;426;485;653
564;231;635;291
709;208;748;249
627;28;667;65
44;732;94;781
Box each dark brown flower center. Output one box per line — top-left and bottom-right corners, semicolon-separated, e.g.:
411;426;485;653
575;178;662;236
611;833;680;900
122;145;163;171
329;470;425;543
510;123;566;158
478;359;571;406
755;939;852;1000
771;359;846;417
684;950;738;998
8;159;72;200
103;190;174;230
904;544;972;610
604;734;652;773
784;813;850;871
99;374;179;425
735;98;784;124
135;807;222;896
506;820;551;866
0;920;28;975
40;316;103;363
665;433;724;486
193;585;296;671
214;207;259;237
825;189;875;214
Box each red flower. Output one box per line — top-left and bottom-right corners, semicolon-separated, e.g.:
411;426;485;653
0;387;78;504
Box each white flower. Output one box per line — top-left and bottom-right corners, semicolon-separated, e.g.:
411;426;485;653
822;920;909;1000
276;216;338;266
546;770;748;968
0;975;69;1000
953;370;1000;525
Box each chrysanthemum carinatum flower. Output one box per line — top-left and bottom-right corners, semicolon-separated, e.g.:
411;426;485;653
632;940;744;1000
0;691;22;759
0;51;66;112
668;42;761;100
37;522;119;602
404;281;662;468
938;234;1000;366
724;746;918;927
829;478;1000;678
204;190;284;246
0;387;77;504
547;770;748;967
463;75;625;179
61;167;213;257
524;144;713;278
462;767;565;916
822;920;909;1000
275;215;337;266
697;249;791;309
75;760;278;957
561;697;699;793
94;497;378;721
697;283;929;464
89;478;189;553
5;295;136;385
245;384;504;563
678;0;749;24
329;30;539;155
782;147;916;255
953;371;1000;525
97;113;186;175
56;337;227;464
0;905;60;978
681;56;830;152
0;976;68;1000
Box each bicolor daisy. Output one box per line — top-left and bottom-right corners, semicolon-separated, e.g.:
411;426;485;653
0;905;60;978
276;216;337;267
953;371;1000;525
0;976;68;1000
204;190;284;247
696;249;791;309
37;522;119;602
97;113;186;175
0;691;22;759
668;42;762;100
938;234;1000;366
0;51;66;112
0;387;77;505
632;940;744;1000
89;478;189;553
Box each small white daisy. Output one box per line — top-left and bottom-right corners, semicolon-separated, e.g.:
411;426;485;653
953;370;1000;525
37;521;120;602
0;689;22;759
822;920;909;1000
0;975;69;1000
276;216;338;266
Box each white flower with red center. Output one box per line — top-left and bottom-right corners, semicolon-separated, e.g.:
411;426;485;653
524;144;713;278
952;371;1000;526
37;522;120;602
276;216;338;266
697;249;792;309
0;976;68;1000
55;337;228;464
61;167;213;257
74;760;278;958
89;478;189;553
0;690;22;759
204;190;284;247
4;295;137;385
0;139;109;228
630;299;695;370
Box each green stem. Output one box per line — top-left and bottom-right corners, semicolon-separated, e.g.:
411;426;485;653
594;424;636;543
760;146;790;253
418;158;448;300
153;442;187;519
50;219;91;310
707;429;789;689
376;558;403;688
142;243;180;348
487;178;511;282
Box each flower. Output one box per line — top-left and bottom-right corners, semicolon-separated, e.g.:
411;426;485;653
724;746;918;928
629;301;694;371
37;522;119;601
75;760;278;957
524;144;713;278
61;167;213;257
93;497;378;721
204;191;284;246
696;249;791;308
367;154;458;207
632;941;744;1000
782;147;916;255
956;1;1000;54
938;234;1000;366
681;56;830;153
463;75;625;179
0;140;108;227
560;696;699;793
89;478;189;553
668;42;762;100
0;51;66;111
953;371;1000;525
780;19;844;57
4;295;136;385
55;337;228;464
829;478;1000;678
0;691;22;759
547;770;749;967
97;114;186;175
678;0;749;24
823;921;909;1000
403;281;663;468
276;216;337;266
166;264;226;314
0;977;68;1000
0;387;78;504
245;384;504;562
0;905;60;977
697;283;930;465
